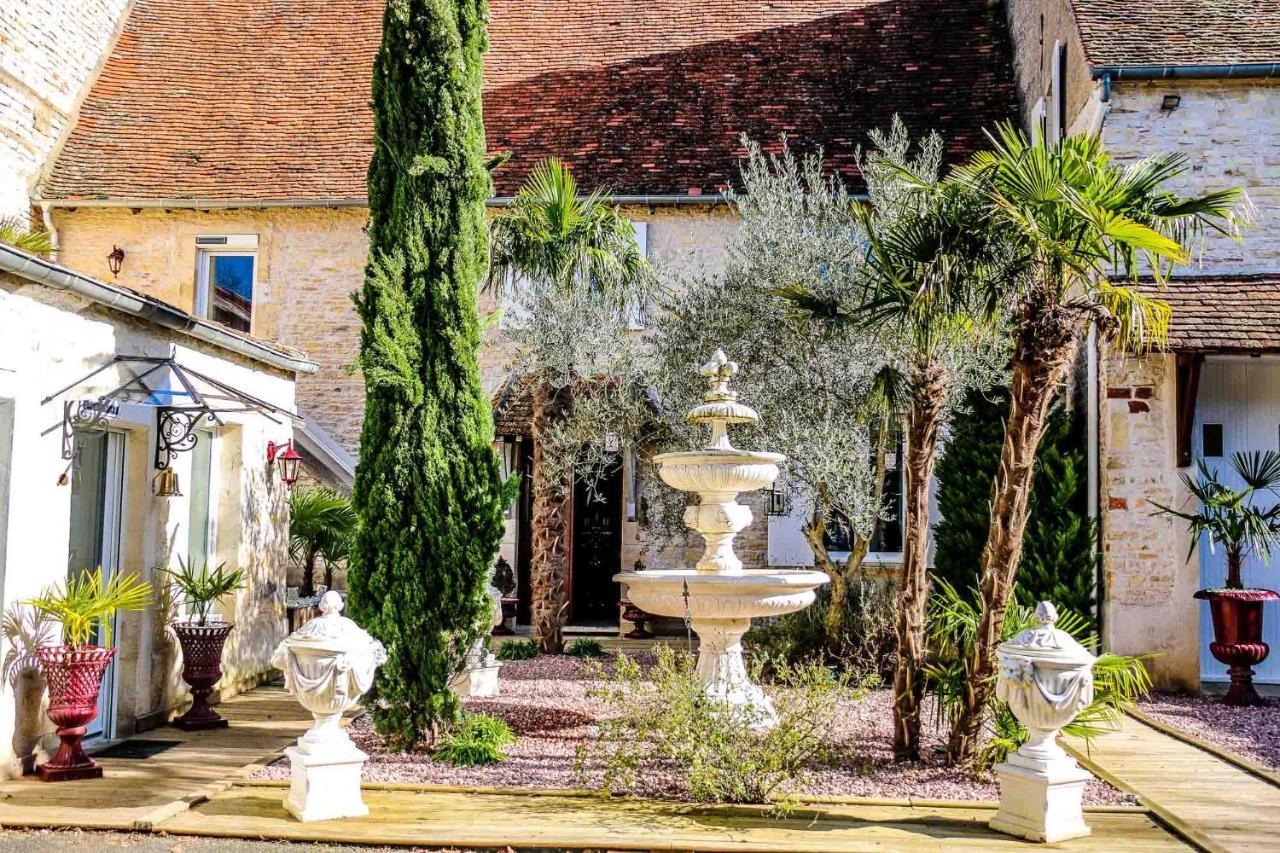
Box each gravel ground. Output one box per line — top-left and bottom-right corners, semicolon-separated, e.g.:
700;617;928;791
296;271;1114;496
253;653;1131;805
1138;692;1280;770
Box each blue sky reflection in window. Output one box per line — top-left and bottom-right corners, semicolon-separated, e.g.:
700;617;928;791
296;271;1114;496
209;255;254;332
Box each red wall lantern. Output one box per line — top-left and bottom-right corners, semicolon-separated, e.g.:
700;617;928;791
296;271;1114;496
267;439;302;487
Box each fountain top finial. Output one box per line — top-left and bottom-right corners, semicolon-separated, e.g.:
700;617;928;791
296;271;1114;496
687;350;759;450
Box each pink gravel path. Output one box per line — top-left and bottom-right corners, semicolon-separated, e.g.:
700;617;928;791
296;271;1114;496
1138;692;1280;771
253;653;1131;805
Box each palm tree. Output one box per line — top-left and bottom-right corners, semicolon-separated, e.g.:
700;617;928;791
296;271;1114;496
943;124;1246;763
0;217;54;255
486;158;652;653
786;148;1008;760
288;486;357;597
1153;451;1280;590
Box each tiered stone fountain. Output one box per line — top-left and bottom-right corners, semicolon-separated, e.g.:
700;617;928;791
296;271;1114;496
617;350;828;726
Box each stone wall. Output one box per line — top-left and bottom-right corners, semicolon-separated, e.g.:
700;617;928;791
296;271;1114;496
0;0;129;219
1098;350;1199;690
1104;80;1280;274
1000;0;1093;132
51;203;738;453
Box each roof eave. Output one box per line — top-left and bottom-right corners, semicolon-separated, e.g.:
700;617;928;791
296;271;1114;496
0;243;318;375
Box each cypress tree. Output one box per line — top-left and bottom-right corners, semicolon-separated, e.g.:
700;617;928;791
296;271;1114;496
932;387;1097;621
347;0;514;749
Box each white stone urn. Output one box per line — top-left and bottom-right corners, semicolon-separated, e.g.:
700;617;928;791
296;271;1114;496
989;601;1096;843
617;350;828;726
271;591;387;822
451;582;503;698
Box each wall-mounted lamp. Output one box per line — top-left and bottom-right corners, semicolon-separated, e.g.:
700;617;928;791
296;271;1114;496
267;439;302;487
107;245;125;277
1160;94;1181;113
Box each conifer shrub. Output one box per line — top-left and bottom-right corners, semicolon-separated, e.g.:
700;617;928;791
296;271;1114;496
933;387;1097;620
347;0;516;749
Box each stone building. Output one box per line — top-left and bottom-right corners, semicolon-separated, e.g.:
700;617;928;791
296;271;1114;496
31;0;1020;629
1004;0;1280;690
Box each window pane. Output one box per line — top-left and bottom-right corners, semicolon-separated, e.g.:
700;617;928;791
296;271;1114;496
209;255;254;332
187;433;213;576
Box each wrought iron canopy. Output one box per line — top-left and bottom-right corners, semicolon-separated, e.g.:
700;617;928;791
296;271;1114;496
43;353;300;466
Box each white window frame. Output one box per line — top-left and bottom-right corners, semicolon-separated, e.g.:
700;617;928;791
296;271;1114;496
195;235;259;331
184;428;221;619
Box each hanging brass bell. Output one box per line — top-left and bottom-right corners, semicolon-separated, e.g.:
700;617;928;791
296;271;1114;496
152;468;182;497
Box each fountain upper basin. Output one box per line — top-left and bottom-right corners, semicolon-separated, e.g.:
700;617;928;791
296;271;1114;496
616;569;829;622
654;448;786;496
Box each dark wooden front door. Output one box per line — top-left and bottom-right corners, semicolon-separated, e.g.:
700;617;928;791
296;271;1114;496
570;460;623;624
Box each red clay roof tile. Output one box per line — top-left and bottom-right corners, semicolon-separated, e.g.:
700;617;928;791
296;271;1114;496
42;0;1018;202
1073;0;1280;68
1140;275;1280;352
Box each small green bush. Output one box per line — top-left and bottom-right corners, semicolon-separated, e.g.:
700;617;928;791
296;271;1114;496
566;637;606;658
496;639;539;661
579;647;867;805
432;713;516;766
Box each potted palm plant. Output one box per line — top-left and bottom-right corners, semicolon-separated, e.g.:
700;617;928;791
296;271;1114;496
165;558;246;730
1154;451;1280;705
27;568;151;781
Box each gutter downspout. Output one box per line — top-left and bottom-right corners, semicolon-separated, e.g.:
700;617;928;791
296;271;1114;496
37;201;59;254
0;243;317;375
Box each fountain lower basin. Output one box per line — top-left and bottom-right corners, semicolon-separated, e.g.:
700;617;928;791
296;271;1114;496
618;569;828;726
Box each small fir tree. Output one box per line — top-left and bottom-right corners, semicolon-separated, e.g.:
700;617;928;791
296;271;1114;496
347;0;515;749
933;387;1097;620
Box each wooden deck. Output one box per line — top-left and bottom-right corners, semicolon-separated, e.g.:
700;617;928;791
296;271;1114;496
163;785;1184;852
0;684;308;831
0;682;1194;851
1064;713;1280;853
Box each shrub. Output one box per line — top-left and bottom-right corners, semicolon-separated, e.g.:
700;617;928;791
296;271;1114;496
747;573;896;681
924;580;1151;771
580;647;866;805
933;388;1097;621
432;713;516;766
496;639;540;661
566;637;606;658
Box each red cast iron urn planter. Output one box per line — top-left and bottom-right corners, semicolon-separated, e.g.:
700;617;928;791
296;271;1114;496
171;622;234;730
35;645;116;782
1195;588;1280;706
493;597;518;636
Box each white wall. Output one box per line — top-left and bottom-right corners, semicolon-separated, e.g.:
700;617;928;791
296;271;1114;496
0;270;296;775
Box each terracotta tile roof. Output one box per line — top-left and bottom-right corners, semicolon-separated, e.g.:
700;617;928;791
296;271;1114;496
42;0;1018;202
1141;275;1280;352
1073;1;1280;68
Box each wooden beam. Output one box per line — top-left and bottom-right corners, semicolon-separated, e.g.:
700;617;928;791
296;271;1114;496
1175;353;1204;468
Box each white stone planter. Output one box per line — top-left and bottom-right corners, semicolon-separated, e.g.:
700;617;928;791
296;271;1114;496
989;601;1096;844
271;591;386;822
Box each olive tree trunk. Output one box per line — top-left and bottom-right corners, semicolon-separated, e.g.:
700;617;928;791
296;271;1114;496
947;298;1079;763
530;381;571;653
893;361;947;762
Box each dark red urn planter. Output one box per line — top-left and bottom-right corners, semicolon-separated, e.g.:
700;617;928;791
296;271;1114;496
35;645;116;782
1195;588;1280;706
493;597;518;636
171;622;234;730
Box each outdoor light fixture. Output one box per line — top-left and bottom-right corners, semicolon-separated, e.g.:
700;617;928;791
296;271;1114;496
1160;94;1181;113
152;468;182;497
267;439;302;487
107;245;125;276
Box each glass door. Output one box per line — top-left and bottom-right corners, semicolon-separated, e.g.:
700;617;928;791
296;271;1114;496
66;429;125;740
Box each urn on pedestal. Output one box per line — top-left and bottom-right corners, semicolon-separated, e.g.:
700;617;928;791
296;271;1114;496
989;601;1096;844
271;591;386;822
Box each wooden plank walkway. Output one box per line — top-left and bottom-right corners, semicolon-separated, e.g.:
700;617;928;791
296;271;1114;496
164;785;1185;852
0;681;1193;851
0;684;310;831
1064;713;1280;853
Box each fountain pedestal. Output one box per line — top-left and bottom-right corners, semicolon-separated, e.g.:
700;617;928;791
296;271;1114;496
617;350;827;726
